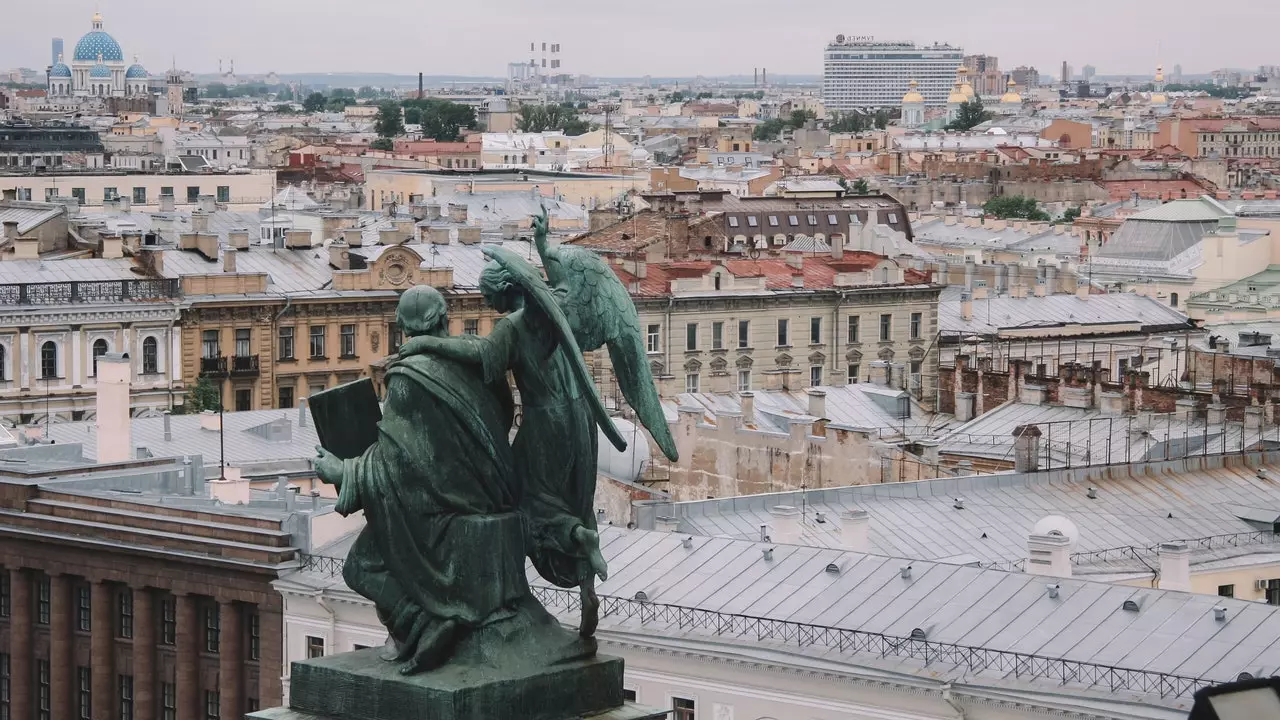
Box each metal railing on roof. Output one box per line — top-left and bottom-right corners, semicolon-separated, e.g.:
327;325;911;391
0;278;180;305
530;586;1217;700
299;553;344;578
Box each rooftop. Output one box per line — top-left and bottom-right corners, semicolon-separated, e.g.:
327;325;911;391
939;285;1193;338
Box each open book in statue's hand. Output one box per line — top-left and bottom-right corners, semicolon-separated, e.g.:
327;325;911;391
309;378;382;460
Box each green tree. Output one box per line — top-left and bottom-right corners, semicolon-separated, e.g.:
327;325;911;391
369;137;394;151
401;98;477;141
357;85;380;99
753;118;786;141
203;82;230;98
1060;206;1082;224
851;179;871;195
788;109;816;129
945;97;994;131
183;377;222;414
697;91;713;99
668;90;688;103
873;109;890;130
516;104;591;135
275;86;294;102
326;96;353;112
375;101;405;138
303;92;327;112
829;111;871;133
331;87;356;100
403;106;423;126
983;196;1051;221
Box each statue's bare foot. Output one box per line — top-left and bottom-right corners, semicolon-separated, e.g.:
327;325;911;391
572;526;608;581
579;578;600;638
391;612;430;663
401;619;460;675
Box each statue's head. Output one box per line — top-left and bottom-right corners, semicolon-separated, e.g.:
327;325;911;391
396;285;448;338
479;262;521;314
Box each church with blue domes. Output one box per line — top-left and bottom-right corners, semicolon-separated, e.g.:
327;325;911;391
48;11;150;98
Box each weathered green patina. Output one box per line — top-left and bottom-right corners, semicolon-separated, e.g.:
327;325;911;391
311;206;677;682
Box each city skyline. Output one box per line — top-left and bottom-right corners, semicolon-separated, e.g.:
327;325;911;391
4;0;1279;81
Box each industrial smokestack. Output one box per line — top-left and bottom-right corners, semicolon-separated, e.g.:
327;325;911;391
418;72;424;100
763;68;767;85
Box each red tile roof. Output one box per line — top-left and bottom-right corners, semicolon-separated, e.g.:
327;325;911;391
610;251;918;297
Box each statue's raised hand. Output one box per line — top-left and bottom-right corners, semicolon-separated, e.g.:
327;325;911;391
314;445;343;488
531;203;550;241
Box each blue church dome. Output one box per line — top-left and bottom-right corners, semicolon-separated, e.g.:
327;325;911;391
126;64;149;80
73;13;123;63
89;61;112;79
50;56;72;78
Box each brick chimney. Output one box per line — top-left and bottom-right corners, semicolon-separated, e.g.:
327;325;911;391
665;212;690;258
96;354;133;464
13;236;39;260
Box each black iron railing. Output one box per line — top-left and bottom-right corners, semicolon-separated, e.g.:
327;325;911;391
299;554;345;578
199;356;228;376
230;355;260;375
0;279;179;305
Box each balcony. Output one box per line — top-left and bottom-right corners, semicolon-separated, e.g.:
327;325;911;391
230;355;260;377
199;356;228;377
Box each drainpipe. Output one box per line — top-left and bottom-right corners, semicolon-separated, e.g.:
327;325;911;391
832;291;846;379
314;591;337;656
167;305;181;411
940;683;967;719
271;296;294;408
664;297;673;382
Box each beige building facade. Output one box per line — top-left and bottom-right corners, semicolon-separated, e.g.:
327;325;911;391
0;170;276;209
365;169;647;212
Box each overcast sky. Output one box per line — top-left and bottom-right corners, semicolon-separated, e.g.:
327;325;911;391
8;0;1279;79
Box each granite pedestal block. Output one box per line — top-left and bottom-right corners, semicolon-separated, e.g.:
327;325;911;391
262;648;631;720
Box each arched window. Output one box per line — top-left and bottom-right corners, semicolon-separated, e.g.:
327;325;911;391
713;273;721;290
1169;292;1179;308
92;339;108;375
142;337;159;374
40;341;58;380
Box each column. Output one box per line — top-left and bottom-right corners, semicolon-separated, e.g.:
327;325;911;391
257;605;283;708
218;601;243;720
90;580;114;720
133;588;156;720
9;570;32;720
18;331;30;390
175;593;200;720
49;575;74;720
70;330;82;387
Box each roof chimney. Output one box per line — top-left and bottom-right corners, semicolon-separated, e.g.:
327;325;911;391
159;193;175;213
769;505;801;544
1027;533;1072;578
13;236;39;260
298;397;308;428
198;195;217;214
228;229;250;250
740;391;754;424
285;229;314;249
223;247;237;273
2;220;18;242
190;211;210;234
960;291;973;321
101;236;123;259
807;388;827;417
343;228;364;248
1158;542;1191;592
163;411;172;441
839;509;870;552
96;353;133;464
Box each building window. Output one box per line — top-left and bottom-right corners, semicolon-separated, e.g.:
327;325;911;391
40;341;58;380
388;324;403;354
777;319;789;347
810;317;822;345
204;690;219;720
77;666;91;720
104;187;119;201
216;186;230;203
1218;584;1234;598
92;338;109;376
646;324;661;353
72;187;86;203
161;683;176;720
278;386;295;410
879;314;892;342
131;187;147;204
1267;579;1280;606
306;635;325;659
142;337;159;374
201;330;219;359
118;588;133;639
711;322;723;350
160;596;175;645
685;323;698;351
1;653;9;720
160;186;174;199
309;326;326;359
36;661;49;720
910;312;922;340
278;327;295;360
340;324;358;357
685;373;700;394
847;315;860;343
204;602;220;653
673;697;696;720
36;576;50;625
0;572;8;618
1170;292;1179;308
737;320;750;349
77;584;91;631
248;610;260;660
737;370;751;392
234;388;251;412
810;366;823;386
233;328;251;358
186;186;200;203
462;320;478;336
119;675;133;720
847;363;860;384
623;689;637;702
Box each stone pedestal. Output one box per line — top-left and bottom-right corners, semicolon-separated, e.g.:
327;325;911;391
249;649;655;720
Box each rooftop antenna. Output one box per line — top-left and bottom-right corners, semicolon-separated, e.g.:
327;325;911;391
219;391;226;481
601;102;619;170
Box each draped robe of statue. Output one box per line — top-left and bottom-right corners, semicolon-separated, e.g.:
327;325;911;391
333;351;528;653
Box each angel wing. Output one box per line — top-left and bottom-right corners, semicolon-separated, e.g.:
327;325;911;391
536;236;680;462
481;246;629;455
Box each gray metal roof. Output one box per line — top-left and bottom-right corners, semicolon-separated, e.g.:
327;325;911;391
0;203;64;234
939;285;1193;337
1128;198;1231;223
643;453;1280;576
0;258;145;284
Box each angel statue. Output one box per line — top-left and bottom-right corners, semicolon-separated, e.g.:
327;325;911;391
398;205;678;636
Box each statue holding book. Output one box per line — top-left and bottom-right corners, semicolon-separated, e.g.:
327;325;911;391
310;206;678;678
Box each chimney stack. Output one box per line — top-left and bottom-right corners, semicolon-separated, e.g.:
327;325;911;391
807;388;827;417
228;229;250;251
190;211;210;233
96;354;133;464
198;195;217;214
839;509;870;552
960;291;973;321
1158;542;1191;592
298;397;308;428
223;247;237;273
159;193;176;213
1012;424;1042;472
769;505;801;544
163;411;172;441
343;228;364;248
2;220;18;242
1027;533;1072;577
740;391;754;425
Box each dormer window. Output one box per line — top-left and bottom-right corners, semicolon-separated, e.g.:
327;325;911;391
747;216;758;227
728;216;739;228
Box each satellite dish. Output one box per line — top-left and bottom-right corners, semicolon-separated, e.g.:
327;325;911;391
1033;516;1079;549
836;34;846;44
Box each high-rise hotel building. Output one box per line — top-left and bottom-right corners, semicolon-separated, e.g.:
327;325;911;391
823;35;964;110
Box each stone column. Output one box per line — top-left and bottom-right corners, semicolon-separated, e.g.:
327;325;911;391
257;605;284;707
10;570;32;720
219;601;243;720
91;580;115;720
49;574;74;720
176;593;200;720
133;587;156;720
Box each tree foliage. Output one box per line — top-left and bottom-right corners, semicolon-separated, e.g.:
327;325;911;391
303;92;327;112
945;97;994;131
400;98;477;141
183;377;222;414
1061;206;1082;223
374;101;405;138
369;137;394;151
516;104;591;135
829;111;872;133
788;109;816;129
983;196;1050;221
753;118;787;141
852;179;871;195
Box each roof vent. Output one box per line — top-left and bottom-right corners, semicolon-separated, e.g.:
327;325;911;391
1237;672;1255;682
1122;598;1142;612
1047;583;1060;599
815;511;827;524
762;547;774;561
900;565;912;579
953;497;965;510
825;562;841;575
681;536;693;550
634;591;649;603
1214;606;1228;622
909;628;927;640
1087;487;1098;499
